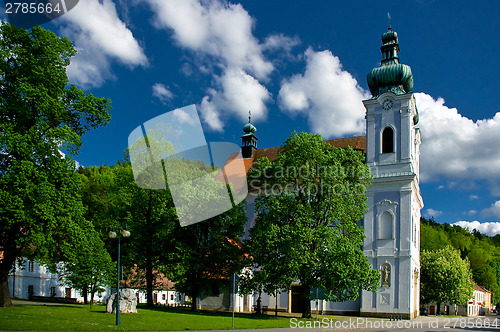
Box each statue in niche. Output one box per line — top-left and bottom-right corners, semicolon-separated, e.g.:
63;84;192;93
381;264;391;287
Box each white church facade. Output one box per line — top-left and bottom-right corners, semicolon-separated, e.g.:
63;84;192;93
203;26;423;319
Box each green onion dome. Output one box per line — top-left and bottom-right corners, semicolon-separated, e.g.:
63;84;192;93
243;122;257;134
367;27;414;98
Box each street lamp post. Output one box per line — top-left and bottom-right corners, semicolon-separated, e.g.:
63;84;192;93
109;228;131;326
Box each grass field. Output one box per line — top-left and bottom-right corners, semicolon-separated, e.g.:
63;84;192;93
0;302;325;331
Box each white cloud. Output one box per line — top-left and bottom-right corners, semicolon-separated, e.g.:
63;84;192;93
197;67;270;131
278;48;369;138
146;0;272;80
59;0;147;88
423;208;443;219
262;33;300;52
470;194;479;200
481;200;500;219
172;108;197;126
453;220;500;237
416;93;500;191
199;96;223;132
145;0;275;131
152;83;174;104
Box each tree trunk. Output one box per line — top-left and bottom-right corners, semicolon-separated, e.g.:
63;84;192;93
0;267;13;307
190;291;197;311
256;290;262;314
82;288;88;305
146;254;153;307
301;285;311;318
90;284;95;309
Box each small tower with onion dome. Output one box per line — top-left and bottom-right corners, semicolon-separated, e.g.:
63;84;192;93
241;111;258;159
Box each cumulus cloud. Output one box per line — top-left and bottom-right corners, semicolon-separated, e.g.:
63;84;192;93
416;93;500;191
480;201;500;219
278;48;369;138
453;220;500;237
423;208;443;219
199;96;224;132
146;0;272;80
152;83;174;104
145;0;277;130
59;0;147;88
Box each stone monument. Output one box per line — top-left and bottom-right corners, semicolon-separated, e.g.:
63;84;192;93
106;288;138;314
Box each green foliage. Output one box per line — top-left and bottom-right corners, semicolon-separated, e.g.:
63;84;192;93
58;225;115;308
78;162;175;307
421;245;474;306
163;199;247;311
420;217;500;300
0;23;111;307
245;132;379;318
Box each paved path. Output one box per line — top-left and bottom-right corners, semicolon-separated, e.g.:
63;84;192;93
185;315;500;332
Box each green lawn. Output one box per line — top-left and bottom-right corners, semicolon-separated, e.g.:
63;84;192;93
0;303;322;331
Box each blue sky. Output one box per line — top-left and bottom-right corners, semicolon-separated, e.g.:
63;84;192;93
4;0;500;234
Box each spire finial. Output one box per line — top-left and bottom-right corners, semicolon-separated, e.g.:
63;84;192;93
387;12;391;30
248;110;251;123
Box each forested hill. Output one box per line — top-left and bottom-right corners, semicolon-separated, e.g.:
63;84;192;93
421;217;500;301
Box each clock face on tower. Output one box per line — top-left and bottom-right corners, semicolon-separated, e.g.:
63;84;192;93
382;99;393;110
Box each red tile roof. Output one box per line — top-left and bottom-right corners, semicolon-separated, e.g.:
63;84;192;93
253;136;366;163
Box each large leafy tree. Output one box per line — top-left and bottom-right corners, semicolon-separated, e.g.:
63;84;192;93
421;245;474;314
163;201;247;311
246;132;380;318
0;23;111;307
78;162;176;308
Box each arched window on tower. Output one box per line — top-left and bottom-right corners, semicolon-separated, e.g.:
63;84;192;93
382;127;394;153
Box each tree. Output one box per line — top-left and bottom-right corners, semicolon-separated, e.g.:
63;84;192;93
163;199;247;311
58;226;115;308
0;23;111;307
421;245;474;314
78;161;176;308
246;132;380;318
239;223;294;316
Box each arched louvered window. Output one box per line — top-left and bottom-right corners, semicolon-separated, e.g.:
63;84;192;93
382;127;394;153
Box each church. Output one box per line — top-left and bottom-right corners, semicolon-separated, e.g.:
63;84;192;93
206;26;423;319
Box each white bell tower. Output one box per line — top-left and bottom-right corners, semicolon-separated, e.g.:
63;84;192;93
360;26;423;319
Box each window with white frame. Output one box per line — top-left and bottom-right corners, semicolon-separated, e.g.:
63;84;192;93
28;260;34;272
